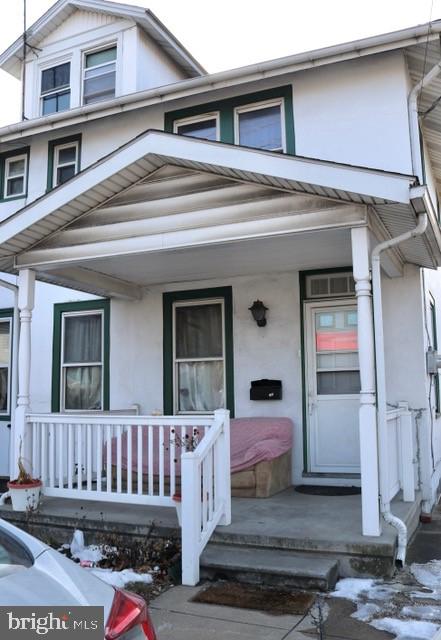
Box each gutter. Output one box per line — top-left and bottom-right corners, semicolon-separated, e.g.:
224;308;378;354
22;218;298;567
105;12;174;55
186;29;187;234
0;277;18;481
2;23;441;142
371;211;428;564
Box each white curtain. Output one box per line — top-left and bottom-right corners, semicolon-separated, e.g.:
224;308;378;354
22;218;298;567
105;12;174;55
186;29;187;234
178;362;224;412
63;314;102;410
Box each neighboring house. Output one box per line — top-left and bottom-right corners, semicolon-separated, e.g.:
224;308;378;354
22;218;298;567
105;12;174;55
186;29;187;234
1;0;441;584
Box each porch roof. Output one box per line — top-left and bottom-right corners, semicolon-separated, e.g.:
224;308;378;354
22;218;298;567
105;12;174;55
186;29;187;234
0;130;439;297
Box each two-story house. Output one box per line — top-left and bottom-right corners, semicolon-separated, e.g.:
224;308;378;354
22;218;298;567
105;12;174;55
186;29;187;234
0;0;441;585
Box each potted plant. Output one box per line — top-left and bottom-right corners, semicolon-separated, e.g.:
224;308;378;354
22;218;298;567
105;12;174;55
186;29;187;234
170;429;199;527
7;453;42;512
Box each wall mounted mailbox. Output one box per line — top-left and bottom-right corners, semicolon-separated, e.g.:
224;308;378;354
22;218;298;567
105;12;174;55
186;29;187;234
250;379;282;400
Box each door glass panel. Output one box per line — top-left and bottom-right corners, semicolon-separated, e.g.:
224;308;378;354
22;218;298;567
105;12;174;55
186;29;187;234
317;352;359;369
315;309;359;395
317;371;361;395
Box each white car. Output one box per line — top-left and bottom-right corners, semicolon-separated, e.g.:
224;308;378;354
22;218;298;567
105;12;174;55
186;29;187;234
0;518;157;639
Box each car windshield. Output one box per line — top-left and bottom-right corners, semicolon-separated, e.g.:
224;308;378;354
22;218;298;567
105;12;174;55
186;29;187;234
0;529;33;578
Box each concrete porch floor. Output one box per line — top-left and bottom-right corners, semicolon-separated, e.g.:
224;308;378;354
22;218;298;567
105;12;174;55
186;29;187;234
0;487;422;577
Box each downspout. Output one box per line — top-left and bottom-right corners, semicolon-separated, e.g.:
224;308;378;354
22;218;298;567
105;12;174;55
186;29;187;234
408;55;441;182
0;277;19;488
371;213;428;564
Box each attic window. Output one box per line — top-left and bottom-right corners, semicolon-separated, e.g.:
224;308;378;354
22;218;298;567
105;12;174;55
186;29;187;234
41;62;71;115
83;46;117;105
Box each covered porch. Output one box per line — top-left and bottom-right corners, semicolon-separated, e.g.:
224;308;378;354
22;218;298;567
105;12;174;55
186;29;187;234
0;131;440;584
0;486;422;585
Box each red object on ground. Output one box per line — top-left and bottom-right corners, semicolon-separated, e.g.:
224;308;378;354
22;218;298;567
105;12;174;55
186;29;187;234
105;588;157;640
420;513;432;524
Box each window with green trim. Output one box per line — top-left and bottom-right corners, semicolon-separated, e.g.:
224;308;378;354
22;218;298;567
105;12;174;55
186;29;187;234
165;85;295;155
47;135;81;190
52;300;109;412
163;288;234;416
0;310;13;421
0;149;29;201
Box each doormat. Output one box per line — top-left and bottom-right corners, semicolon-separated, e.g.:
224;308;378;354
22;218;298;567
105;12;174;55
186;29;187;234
191;582;315;615
295;485;361;496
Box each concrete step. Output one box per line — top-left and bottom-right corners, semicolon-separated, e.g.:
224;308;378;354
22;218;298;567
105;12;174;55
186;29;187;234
200;543;339;592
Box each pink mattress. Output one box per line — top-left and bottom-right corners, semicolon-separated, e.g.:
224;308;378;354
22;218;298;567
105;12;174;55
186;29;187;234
109;417;293;476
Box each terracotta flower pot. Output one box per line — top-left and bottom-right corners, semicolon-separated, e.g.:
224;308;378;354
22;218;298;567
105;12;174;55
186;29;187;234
7;479;42;512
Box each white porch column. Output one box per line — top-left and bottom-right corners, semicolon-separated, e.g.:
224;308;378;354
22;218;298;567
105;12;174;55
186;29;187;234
11;269;35;479
351;227;381;536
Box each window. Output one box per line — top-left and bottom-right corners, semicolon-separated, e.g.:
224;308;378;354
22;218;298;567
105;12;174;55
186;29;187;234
430;295;440;414
174;300;225;413
53;142;79;186
47;135;81;190
165;86;295;154
41;62;71;115
52;300;109;413
235;100;284;151
83;46;117;104
306;273;356;299
0;314;12;417
3;155;27;199
0;529;33;579
163;288;234;416
174;113;219;141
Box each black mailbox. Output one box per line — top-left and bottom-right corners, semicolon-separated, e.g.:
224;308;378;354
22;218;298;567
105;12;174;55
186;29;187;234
250;379;282;400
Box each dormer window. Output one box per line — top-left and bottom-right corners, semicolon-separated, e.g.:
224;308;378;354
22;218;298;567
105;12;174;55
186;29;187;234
83;45;117;105
41;62;71;115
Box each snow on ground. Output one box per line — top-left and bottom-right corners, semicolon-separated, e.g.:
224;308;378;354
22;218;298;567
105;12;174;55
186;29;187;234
331;562;441;640
91;568;152;588
67;529;153;588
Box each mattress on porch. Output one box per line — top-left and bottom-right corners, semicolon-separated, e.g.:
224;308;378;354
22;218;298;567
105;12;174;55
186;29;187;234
108;417;293;476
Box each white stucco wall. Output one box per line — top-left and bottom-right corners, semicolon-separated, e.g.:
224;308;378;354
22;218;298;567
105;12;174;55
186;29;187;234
293;51;413;174
0;270;305;483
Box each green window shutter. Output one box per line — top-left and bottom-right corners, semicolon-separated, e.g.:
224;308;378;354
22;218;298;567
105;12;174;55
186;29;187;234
51;299;109;412
163;287;234;417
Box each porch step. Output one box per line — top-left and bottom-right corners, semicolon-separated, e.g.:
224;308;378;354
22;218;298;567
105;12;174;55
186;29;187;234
200;544;339;592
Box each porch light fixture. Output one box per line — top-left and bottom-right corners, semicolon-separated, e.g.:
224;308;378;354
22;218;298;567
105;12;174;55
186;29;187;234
249;300;268;327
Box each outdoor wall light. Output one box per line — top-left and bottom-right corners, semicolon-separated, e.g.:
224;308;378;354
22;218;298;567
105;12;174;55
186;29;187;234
249;300;268;327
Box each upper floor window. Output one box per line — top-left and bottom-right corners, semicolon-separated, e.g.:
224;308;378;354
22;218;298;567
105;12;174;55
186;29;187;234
174;113;219;141
41;62;71;115
4;154;27;199
53;141;79;187
83;46;117;105
165;86;295;155
47;135;81;190
235;100;284;152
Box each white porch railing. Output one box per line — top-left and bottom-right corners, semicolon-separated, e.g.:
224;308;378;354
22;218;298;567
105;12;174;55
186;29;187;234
26;409;231;585
385;403;415;503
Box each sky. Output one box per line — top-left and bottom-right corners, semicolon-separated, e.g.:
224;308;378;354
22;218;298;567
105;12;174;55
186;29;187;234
0;0;440;126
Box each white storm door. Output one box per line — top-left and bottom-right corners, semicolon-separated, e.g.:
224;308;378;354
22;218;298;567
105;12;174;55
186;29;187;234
306;302;361;473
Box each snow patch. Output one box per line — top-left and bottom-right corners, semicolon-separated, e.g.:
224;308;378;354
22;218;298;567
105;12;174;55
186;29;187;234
371;617;438;640
91;568;153;588
68;529;153;588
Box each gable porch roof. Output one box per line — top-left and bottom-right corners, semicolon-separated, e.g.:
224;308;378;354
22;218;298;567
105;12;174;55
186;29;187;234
0;131;438;297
